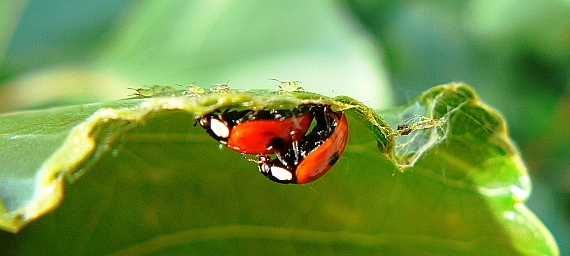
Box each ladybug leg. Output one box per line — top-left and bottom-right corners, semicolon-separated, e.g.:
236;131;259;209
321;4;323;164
274;151;291;168
322;105;331;133
323;105;337;134
290;139;302;165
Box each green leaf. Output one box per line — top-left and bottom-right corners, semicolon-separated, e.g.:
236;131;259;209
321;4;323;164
0;83;558;255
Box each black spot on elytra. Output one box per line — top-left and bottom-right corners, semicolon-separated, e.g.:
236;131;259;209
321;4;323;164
267;138;286;150
328;152;339;165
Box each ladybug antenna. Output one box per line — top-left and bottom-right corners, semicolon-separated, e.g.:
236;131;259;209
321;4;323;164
242;154;259;163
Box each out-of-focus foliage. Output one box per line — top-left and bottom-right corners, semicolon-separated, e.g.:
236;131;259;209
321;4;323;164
0;0;390;112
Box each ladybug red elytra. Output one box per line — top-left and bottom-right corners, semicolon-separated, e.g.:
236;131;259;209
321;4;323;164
257;106;348;184
197;106;314;155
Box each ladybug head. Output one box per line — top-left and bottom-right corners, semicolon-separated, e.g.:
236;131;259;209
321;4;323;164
257;155;296;184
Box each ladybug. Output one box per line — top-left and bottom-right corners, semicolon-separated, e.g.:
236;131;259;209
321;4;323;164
197;106;314;155
257;106;348;184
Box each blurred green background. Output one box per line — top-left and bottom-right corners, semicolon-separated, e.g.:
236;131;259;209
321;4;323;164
1;0;568;254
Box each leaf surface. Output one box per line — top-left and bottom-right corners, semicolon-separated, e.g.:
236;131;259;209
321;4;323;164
0;84;558;255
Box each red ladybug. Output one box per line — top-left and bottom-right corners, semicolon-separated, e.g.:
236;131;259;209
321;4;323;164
257;106;348;184
197;106;313;154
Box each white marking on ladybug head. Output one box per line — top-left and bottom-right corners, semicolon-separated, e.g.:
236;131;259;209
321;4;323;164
270;166;293;181
209;118;230;138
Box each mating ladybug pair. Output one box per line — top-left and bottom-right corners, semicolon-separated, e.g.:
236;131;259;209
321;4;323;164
197;104;348;184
